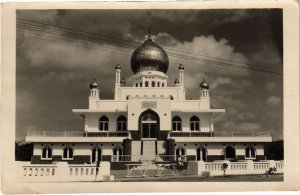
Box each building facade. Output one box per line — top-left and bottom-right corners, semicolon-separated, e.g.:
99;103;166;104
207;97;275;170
26;32;272;169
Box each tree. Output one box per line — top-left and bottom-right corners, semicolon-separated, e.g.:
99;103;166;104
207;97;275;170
15;142;33;161
221;163;228;176
265;140;284;160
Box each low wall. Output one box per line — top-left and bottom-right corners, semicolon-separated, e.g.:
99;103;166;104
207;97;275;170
16;161;113;182
187;160;284;176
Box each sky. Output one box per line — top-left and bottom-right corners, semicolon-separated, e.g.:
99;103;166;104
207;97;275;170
16;9;283;142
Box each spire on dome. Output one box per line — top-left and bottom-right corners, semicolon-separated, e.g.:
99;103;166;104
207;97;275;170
146;27;152;41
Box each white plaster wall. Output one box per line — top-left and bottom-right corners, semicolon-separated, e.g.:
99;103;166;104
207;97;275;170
118;87;185;101
85;112;127;132
127;98;171;131
173;142;265;157
33;143;123;157
171;112;212;132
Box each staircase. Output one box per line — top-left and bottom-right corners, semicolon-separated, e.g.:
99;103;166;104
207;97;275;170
142;140;157;160
130;140;167;163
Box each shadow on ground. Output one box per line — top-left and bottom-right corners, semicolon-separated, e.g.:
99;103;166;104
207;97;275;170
111;169;283;182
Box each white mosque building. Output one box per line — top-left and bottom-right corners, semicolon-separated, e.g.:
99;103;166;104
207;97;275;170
26;32;272;170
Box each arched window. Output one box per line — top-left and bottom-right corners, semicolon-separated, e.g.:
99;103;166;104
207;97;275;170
152;81;155;87
42;146;52;159
145;81;149;87
140;82;142;87
99;116;109;131
117;116;127;131
91;147;102;163
175;147;186;161
162;83;165;87
170;96;174;100
224;146;236;160
157;82;160;87
135;83;138;87
245;146;256;159
172;116;182;131
63;146;74;159
190;116;200;131
197;147;207;161
113;147;123;162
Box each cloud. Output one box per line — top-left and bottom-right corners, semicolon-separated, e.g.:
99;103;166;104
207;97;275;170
15;10;283;141
267;96;281;106
210;77;232;90
223;122;262;131
266;81;277;91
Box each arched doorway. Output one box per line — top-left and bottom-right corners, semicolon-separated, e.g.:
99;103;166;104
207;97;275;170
139;109;159;140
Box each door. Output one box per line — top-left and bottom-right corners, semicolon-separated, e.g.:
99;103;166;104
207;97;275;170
139;110;159;139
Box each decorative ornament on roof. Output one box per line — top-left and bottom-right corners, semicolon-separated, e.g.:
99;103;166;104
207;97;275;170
130;28;169;74
115;64;121;70
200;78;209;89
178;64;185;70
90;77;99;89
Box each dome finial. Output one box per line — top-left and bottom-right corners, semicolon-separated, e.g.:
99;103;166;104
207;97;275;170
147;27;152;40
200;78;209;89
90;77;99;89
178;64;184;70
115;63;121;70
121;78;126;86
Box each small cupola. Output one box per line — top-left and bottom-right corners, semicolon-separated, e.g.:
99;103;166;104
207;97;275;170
90;78;99;89
115;64;121;70
178;64;184;70
200;78;209;90
121;78;126;86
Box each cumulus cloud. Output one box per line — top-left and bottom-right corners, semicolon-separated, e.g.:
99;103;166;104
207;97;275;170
267;96;281;106
223;122;262;131
210;77;232;90
15;10;283;141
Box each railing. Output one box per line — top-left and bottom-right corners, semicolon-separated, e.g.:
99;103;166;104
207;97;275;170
27;130;128;137
189;160;283;176
17;162;112;182
111;154;186;162
170;131;271;137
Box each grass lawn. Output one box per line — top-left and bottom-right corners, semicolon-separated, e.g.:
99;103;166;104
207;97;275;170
111;169;283;182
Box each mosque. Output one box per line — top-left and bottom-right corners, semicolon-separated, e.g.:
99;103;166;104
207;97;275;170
26;32;272;170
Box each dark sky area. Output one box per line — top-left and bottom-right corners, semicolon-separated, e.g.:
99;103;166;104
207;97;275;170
16;9;283;142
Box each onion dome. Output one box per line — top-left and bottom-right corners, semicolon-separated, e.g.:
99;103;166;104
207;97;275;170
200;78;209;89
178;64;184;70
115;64;121;70
174;78;179;84
121;78;126;86
90;78;99;89
130;32;169;74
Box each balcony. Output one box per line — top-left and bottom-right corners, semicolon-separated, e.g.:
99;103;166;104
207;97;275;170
169;131;272;142
26;131;129;143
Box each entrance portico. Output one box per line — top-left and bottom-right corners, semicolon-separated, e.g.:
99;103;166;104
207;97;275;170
139;109;160;140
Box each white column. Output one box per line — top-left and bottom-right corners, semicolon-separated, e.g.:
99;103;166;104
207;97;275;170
179;69;184;87
115;69;121;86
